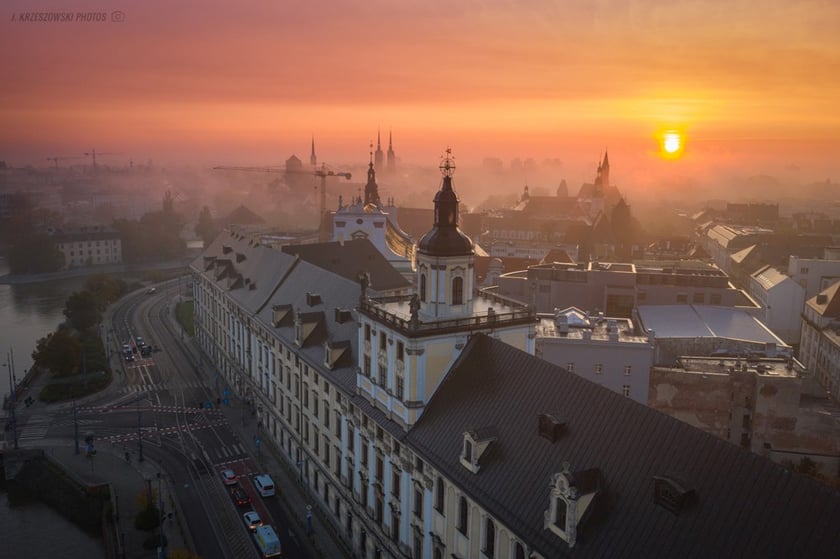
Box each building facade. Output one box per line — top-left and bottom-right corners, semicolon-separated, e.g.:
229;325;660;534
535;307;654;404
193;158;840;559
53;225;122;269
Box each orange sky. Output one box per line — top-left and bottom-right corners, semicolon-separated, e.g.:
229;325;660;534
1;0;839;184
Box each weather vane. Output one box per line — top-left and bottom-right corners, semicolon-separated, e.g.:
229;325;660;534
439;146;455;177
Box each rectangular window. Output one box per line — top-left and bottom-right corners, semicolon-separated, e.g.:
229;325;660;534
303;384;310;408
396;341;404;361
676;293;688;303
365;324;371;342
361;437;369;467
710;293;722;305
624;365;632;375
323;401;330;427
348;426;355;453
567;362;575;373
313;396;319;418
323;435;330;464
693;292;705;304
375;455;384;482
364;355;371;377
622;384;631;397
380;332;387;351
594;364;603;374
414;488;423;519
392;470;401;498
396;375;404;399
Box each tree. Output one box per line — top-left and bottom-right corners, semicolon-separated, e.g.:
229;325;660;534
195;206;219;247
6;232;64;274
65;290;101;331
32;326;81;375
83;274;127;309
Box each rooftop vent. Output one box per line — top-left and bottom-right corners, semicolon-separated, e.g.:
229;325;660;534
653;476;696;515
222;245;232;254
306;292;322;307
334;308;352;324
236;252;246;263
538;413;566;443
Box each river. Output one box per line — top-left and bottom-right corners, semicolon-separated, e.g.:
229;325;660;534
0;257;107;557
0;257;88;398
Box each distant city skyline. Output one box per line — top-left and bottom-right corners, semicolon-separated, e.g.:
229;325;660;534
2;0;839;185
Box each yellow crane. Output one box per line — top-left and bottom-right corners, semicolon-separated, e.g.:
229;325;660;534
213;163;352;236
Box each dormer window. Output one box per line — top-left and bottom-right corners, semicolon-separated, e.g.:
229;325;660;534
543;463;601;548
460;428;497;474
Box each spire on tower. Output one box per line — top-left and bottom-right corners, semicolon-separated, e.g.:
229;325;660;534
374;127;384;169
387;127;395;171
310;135;317;167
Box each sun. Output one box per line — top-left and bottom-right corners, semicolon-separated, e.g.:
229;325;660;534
664;133;681;154
659;130;685;159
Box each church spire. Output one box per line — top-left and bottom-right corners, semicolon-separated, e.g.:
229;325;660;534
310;135;317;167
365;141;381;207
375;127;384;170
387;128;395;171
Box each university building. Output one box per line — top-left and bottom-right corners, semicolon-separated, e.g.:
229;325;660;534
192;155;840;558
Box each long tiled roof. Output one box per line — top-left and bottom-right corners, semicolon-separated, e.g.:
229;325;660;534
407;334;840;558
281;239;410;292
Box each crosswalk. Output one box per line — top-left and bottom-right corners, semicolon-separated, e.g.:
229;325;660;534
17;413;52;443
117;380;207;394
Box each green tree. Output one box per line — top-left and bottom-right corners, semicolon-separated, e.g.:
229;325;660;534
195;206;219;246
6;232;64;274
64;290;101;331
32;326;81;375
83;273;127;309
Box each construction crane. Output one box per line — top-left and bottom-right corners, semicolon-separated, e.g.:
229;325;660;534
83;149;121;173
213;163;352;236
46;156;84;169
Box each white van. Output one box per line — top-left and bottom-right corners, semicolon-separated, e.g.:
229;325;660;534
253;474;275;497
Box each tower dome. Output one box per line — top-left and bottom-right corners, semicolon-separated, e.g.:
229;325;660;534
417;149;474;257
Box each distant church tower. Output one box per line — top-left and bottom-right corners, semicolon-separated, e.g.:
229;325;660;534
375;128;384;170
310;135;317;167
416;148;476;319
387;129;396;172
364;143;382;207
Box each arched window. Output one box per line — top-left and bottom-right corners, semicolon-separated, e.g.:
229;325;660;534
554;497;567;530
484;517;496;557
435;477;445;513
452;276;463;305
420;274;427;302
514;542;526;559
457;496;468;534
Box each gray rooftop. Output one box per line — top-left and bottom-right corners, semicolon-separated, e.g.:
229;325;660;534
635;304;788;347
407;334;840;558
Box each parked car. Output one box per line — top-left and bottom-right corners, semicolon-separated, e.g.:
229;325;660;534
243;511;263;532
220;469;238;486
231;487;251;507
146;287;156;294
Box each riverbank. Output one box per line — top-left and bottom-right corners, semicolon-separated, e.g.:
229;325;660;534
0;257;195;286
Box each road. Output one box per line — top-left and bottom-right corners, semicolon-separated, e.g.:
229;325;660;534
15;278;309;559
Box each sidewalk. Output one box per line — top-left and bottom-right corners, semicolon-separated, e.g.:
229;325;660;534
215;394;353;559
44;443;190;559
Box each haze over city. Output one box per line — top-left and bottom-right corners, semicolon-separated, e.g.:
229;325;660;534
2;0;839;197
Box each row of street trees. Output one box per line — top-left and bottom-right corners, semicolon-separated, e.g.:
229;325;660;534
32;273;128;378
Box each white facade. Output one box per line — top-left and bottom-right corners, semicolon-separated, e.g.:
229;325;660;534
748;265;805;344
788;253;840;300
535;308;654;404
54;228;122;269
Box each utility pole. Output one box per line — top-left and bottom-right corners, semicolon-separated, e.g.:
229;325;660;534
157;473;166;559
74;400;80;455
6;352;18;450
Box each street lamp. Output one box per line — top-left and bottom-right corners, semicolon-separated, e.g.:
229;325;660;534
157;473;166;559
